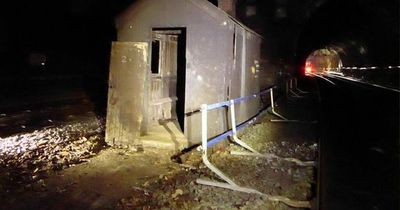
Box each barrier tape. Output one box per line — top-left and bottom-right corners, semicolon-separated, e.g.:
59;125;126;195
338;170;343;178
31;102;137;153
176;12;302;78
196;84;314;208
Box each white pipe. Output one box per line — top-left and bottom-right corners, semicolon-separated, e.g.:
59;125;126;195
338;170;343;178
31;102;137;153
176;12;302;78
201;104;237;186
293;78;309;94
196;179;312;208
230;100;261;155
270;119;318;124
269;88;317;123
289;79;302;97
230;151;316;167
285;80;289;98
196;179;263;194
230;100;238;136
270;89;288;120
201;104;208;156
198;96;312;209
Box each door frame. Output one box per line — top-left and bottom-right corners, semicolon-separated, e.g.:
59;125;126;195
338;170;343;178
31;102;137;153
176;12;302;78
151;27;187;131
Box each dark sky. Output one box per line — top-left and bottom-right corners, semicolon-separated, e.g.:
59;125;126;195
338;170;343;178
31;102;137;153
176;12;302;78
3;0;123;50
0;0;137;77
0;0;398;78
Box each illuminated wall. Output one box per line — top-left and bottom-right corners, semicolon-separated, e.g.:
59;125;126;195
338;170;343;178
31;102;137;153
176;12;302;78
111;0;262;145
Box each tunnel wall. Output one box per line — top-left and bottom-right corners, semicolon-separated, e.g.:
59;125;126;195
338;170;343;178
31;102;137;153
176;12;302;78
295;0;399;75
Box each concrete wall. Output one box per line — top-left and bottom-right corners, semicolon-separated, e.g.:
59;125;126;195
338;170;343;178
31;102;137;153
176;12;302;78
115;0;261;145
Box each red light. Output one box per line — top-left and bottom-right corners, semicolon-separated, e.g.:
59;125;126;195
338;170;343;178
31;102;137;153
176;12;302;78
304;62;314;76
305;66;312;74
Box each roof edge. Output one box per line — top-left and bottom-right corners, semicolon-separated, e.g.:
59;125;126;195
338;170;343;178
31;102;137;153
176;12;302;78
189;0;263;38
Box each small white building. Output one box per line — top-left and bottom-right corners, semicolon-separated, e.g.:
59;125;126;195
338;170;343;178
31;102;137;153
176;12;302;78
106;0;263;149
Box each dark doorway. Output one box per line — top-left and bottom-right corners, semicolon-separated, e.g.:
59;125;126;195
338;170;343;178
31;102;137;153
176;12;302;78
151;28;186;131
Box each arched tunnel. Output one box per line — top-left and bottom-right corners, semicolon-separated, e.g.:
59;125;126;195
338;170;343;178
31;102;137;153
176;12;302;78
295;0;399;74
0;0;398;209
292;1;399;209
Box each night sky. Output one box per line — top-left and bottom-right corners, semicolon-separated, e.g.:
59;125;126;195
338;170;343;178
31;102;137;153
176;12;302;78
0;0;135;78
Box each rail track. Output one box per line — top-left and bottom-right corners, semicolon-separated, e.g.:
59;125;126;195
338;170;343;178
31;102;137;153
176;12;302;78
315;74;399;210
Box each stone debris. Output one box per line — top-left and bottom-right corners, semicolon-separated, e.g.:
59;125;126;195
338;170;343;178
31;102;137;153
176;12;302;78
0;103;318;209
0;117;107;193
171;189;183;199
236;122;317;161
117;118;317;210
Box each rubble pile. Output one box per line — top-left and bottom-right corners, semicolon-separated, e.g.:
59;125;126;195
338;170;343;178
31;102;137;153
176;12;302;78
117;160;284;210
237;122;317;161
118;120;317;209
210;150;314;200
0;118;107;192
118;149;314;209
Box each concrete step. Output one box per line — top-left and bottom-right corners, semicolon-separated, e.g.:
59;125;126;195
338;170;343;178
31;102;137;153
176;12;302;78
139;121;188;152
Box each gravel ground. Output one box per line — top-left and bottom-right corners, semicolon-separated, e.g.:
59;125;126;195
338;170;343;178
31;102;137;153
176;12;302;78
0;96;318;209
117;116;318;210
0;117;107;195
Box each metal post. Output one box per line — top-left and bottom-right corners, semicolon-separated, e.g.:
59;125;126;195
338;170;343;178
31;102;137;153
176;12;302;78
294;78;309;94
285;80;289;98
293;78;297;90
230;100;261;154
198;100;278;194
289;78;302;98
270;88;288;120
270;88;274;110
230;100;237;136
270;86;317;123
198;104;237;186
201;104;208;156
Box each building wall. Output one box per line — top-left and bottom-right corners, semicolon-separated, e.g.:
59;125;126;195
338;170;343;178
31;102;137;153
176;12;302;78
115;0;261;145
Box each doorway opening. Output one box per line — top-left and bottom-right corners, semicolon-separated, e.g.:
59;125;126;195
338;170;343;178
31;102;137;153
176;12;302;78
150;28;186;131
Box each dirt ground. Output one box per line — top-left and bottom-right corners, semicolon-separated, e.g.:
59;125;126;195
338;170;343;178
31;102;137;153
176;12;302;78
116;111;318;210
0;94;318;210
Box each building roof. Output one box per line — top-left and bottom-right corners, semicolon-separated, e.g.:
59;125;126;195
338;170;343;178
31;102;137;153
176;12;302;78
117;0;262;38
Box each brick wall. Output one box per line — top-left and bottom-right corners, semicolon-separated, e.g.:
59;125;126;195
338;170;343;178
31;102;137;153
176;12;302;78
218;0;236;17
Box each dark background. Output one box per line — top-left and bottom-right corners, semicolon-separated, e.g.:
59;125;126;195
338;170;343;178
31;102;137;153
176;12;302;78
0;1;398;208
0;0;398;107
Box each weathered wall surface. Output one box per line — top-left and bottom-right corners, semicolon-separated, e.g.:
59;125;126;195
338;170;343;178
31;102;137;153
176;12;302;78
106;42;148;147
115;0;261;145
230;26;261;124
241;31;261;122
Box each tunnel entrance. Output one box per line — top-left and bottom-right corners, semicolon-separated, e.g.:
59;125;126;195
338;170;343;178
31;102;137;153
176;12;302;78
305;48;342;76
